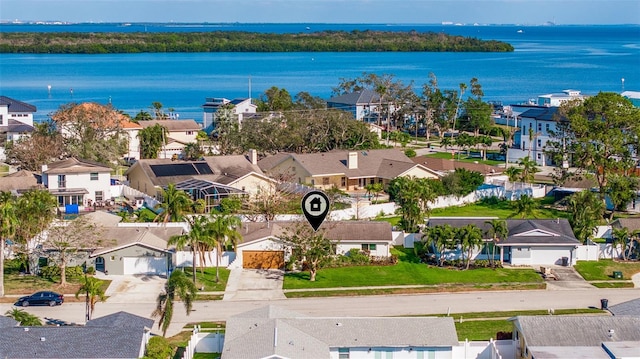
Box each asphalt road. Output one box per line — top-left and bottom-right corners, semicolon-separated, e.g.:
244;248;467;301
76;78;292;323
3;288;638;337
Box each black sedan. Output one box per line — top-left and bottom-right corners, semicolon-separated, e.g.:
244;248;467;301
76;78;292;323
16;291;64;307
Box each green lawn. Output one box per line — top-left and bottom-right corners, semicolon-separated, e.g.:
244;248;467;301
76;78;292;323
183;267;230;292
284;247;542;290
574;259;640;281
429;198;569;220
425;151;504;166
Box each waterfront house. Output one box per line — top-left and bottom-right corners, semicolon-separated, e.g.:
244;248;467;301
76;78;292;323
257;148;439;192
0;96;36;161
202;97;257;133
327;89;387;123
137;119;201;159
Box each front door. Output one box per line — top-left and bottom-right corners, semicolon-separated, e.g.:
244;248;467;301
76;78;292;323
95;256;105;273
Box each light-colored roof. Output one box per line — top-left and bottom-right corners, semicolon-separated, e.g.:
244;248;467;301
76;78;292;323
609;298;640;316
258;149;430;179
222;305;459;359
611;218;640;232
412;156;503;175
528;346;610;359
138;119;200;132
44;157;112;174
0;171;41;192
238;221;393;246
513;315;640;347
82;211;123;227
90;226;182;256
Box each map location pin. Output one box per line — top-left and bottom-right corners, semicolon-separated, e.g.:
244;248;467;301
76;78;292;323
301;190;330;231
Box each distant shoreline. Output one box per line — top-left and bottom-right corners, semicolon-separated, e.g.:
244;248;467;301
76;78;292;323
0;31;514;54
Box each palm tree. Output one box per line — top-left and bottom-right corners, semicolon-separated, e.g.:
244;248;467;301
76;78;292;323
424;224;455;267
512;194;537;219
518;156;539;183
75;276;106;320
485;219;508;267
0;192;18;297
152;270;197;337
169;215;211;284
567;190;604;244
611;227;629;260
207;213;241;283
155;183;193;223
5;308;42;326
505;166;522;183
458;224;483;270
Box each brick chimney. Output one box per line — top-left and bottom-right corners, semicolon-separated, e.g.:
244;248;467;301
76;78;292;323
348;152;358;169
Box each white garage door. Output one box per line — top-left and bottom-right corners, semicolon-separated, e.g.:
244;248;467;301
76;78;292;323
530;247;571;266
123;257;167;275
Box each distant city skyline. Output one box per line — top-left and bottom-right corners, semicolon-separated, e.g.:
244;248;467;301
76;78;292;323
1;0;639;25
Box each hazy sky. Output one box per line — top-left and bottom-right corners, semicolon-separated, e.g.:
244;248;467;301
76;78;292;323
1;0;639;25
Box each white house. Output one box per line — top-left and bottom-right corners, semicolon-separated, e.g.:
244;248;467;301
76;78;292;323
137;119;201;159
202;97;257;133
221;306;460;359
536;89;587;107
327;89;385;122
512;107;562;166
0;95;36;128
42;157;113;212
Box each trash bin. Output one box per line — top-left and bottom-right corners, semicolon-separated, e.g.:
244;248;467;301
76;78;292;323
613;271;623;279
600;298;609;310
561;257;569;266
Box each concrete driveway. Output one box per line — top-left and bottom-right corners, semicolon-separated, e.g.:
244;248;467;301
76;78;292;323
543;266;595;290
223;269;286;301
101;274;166;303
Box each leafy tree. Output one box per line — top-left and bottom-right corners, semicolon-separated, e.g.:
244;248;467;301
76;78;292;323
605;174;639;220
43;217;106;286
546;92;640;197
51;102;129;164
485;219;508;267
293;91;326;110
155;183;193;223
388;176;437;232
14;189;57;275
256;86;293;111
152;270;197;337
511;194;537;219
5;308;42;326
211;104;241;155
461;78;493;137
182;142;203;161
4;120;64;171
218;197;243;214
133;110;153;122
75;276;106;320
567;190;604;244
143;336;173;359
440;168;484;198
281;222;334;281
138;124;167;159
0;192;18;297
458;224;484;270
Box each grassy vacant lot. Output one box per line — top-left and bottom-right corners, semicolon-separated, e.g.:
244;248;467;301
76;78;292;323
574;259;640;281
284;247;542;290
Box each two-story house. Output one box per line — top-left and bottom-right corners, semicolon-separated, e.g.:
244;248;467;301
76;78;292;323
202;97;257;133
42;157;113;212
327;89;388;123
0;96;36;161
138;119;201;159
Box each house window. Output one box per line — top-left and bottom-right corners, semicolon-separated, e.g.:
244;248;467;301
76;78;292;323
537;123;542;131
311;179;315;186
57;175;66;188
90;172;99;181
537;153;542;160
323;177;330;186
110;255;116;261
186;131;194;135
537;139;542;147
338;348;349;359
0;114;3;125
545;123;550;132
341;177;346;187
361;244;377;251
95;191;104;202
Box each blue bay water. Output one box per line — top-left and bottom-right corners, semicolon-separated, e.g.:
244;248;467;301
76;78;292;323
0;23;638;122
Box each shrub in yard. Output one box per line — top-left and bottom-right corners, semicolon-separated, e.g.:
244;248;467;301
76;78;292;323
85;266;96;275
144;336;173;359
474;260;490;268
40;265;84;278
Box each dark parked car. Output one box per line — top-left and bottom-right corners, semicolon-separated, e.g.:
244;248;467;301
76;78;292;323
16;291;64;307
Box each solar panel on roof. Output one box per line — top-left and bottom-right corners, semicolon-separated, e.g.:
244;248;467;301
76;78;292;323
194;162;213;175
150;163;199;177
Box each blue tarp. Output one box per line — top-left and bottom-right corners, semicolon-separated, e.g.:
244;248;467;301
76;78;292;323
65;204;79;214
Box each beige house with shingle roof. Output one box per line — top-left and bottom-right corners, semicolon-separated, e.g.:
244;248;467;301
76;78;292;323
0;169;41;194
258;149;439;191
137;119;201;160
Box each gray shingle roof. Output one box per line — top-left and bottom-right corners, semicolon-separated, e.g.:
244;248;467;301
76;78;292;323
0;96;37;113
238;221;392;245
0;316;19;328
89;227;182;256
519;107;560;121
0;312;152;358
609;298;640;316
222;305;458;359
327;89;382;106
513;315;640;347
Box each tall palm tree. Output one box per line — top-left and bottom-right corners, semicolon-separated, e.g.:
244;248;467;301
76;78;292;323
611;227;629;260
485;219;508;267
207;213;241;283
512;194;537;219
152;270;197;337
458;224;483;270
155;183;193;223
75;276;106;320
504;166;522;183
518;156;539;183
0;192;18;297
424;224;455;267
169;215;211;284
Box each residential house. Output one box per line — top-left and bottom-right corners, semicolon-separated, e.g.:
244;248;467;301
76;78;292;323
411;156;504;179
0;169;41;195
202;97;257;133
258;149;440;192
513;107;562;166
609;298;640;317
425;218;581;266
327;89;386;123
126;151;275;212
0;311;154;359
221;305;460;359
41;158;113;212
138;119;201;159
235;221;393;269
0;96;36;161
622;90;640;107
509;315;640;359
536;89;587;107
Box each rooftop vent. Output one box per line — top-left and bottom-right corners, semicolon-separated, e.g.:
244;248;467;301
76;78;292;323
40;337;46;342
